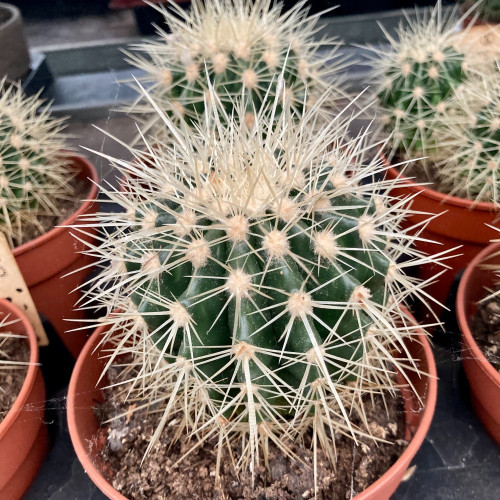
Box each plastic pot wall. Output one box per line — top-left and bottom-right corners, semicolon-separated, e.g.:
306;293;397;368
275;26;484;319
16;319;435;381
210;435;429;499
0;3;30;80
0;299;47;500
457;241;500;445
13;155;99;358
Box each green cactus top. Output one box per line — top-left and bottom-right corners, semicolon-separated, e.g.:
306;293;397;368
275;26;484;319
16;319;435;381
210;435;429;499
0;81;74;247
369;2;470;163
127;0;347;140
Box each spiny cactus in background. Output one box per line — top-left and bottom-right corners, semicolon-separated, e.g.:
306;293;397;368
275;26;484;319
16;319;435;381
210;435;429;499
462;0;500;24
126;0;348;139
0;80;75;248
77;88;444;486
367;2;472;165
436;68;500;204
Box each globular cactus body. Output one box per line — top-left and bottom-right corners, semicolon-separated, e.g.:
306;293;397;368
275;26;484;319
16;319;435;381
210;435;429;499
0;81;73;247
127;187;390;395
377;47;465;154
127;0;346;138
79;88;443;483
437;69;500;204
369;3;470;161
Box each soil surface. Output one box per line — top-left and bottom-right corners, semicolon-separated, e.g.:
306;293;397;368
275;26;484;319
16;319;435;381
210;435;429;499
0;335;29;424
97;366;408;500
13;174;90;247
471;295;500;372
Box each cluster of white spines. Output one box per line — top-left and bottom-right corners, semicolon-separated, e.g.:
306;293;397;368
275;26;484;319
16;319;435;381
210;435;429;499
436;68;500;204
0;81;74;247
126;0;347;138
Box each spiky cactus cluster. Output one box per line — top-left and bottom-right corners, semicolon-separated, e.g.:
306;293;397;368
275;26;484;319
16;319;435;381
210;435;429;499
78;87;442;488
126;0;346;139
436;69;500;204
369;3;470;163
0;81;75;247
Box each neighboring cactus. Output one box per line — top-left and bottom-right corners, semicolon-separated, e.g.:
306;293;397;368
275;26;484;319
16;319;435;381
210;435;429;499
78;88;443;489
462;0;500;24
368;2;470;165
436;69;500;204
126;0;347;139
0;80;75;247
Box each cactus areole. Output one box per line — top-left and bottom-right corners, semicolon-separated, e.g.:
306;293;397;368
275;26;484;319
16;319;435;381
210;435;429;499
80;87;441;480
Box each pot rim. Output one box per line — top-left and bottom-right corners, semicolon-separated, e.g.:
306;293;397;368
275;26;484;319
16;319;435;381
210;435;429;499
456;240;500;386
12;155;99;258
67;324;128;500
0;299;39;439
380;153;498;213
68;313;437;500
0;3;18;28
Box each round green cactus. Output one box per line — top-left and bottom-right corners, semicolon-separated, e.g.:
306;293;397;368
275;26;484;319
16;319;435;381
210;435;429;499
78;89;442;486
437;70;500;204
369;2;470;162
0;80;74;247
126;0;347;139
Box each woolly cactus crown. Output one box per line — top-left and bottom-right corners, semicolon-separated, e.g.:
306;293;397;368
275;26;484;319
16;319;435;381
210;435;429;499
126;0;347;138
0;80;74;248
368;2;472;164
78;87;443;485
435;68;500;205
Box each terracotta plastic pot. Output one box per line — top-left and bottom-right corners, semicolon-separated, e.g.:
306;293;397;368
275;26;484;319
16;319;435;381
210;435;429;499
68;312;437;500
457;241;500;445
384;161;499;321
13;155;99;358
0;299;48;499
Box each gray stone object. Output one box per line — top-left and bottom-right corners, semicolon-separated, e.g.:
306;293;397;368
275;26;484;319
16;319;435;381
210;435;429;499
0;3;29;81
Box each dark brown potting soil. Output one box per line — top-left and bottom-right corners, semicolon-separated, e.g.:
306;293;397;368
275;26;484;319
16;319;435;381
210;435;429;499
13;174;90;247
0;335;29;424
471;295;500;372
98;366;408;500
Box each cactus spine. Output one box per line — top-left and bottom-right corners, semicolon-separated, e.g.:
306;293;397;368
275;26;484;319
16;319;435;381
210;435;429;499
126;0;347;139
0;80;75;247
462;0;500;23
368;3;471;165
78;88;442;489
